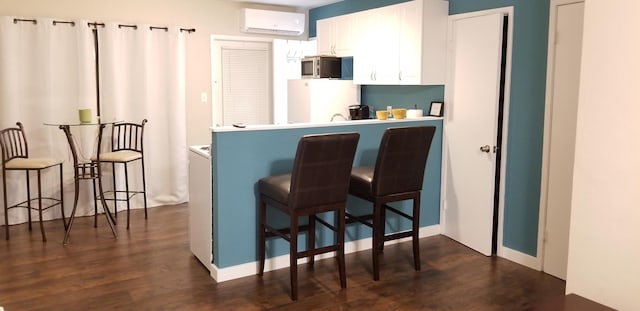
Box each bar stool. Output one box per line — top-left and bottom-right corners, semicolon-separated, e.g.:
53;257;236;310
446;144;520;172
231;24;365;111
347;126;436;280
258;132;359;300
1;122;65;241
92;119;148;229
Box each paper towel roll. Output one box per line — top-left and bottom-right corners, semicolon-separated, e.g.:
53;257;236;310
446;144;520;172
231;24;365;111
406;109;423;119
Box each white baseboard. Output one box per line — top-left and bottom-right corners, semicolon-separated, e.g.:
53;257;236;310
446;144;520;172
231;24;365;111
211;224;441;283
499;246;542;271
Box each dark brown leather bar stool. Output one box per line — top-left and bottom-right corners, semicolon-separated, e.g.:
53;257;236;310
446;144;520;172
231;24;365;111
92;119;148;229
257;132;360;300
347;125;436;281
0;122;65;241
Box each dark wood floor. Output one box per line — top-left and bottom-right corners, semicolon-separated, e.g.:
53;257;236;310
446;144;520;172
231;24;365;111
1;204;566;310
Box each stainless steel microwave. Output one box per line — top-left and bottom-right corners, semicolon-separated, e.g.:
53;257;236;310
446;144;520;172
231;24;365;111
301;56;341;79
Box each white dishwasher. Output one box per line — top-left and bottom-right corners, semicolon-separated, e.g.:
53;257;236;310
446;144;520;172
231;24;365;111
189;145;213;271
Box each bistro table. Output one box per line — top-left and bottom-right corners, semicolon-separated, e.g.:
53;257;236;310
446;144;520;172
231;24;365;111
45;121;120;244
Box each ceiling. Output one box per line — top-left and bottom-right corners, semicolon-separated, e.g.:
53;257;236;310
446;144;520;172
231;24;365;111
233;0;343;9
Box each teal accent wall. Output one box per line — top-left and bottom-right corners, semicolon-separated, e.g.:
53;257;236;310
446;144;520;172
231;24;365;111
310;0;548;257
362;85;444;116
450;0;550;256
309;0;411;37
341;57;353;80
212;120;442;268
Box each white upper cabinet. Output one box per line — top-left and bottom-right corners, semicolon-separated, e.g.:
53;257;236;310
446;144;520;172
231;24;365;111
352;0;448;85
317;13;355;56
353;5;400;84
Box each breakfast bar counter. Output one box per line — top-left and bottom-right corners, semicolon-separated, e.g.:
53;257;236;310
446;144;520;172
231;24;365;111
204;117;443;282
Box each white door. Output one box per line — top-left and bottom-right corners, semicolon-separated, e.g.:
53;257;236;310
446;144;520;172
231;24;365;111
443;12;506;256
542;1;584;280
211;39;272;126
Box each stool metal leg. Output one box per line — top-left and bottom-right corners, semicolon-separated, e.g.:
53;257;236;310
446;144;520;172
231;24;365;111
63;168;82;245
37;170;46;241
59;164;67;230
26;172;32;230
124;163;131;229
3;170;9;240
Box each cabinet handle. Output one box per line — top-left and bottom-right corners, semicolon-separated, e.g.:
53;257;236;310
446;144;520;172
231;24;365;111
399;71;402;81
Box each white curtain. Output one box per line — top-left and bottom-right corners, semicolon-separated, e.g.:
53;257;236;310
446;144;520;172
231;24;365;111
0;16;188;227
98;22;188;207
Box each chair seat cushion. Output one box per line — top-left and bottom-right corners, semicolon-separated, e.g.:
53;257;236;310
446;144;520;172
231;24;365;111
349;166;374;199
93;150;142;162
258;173;291;205
5;157;62;169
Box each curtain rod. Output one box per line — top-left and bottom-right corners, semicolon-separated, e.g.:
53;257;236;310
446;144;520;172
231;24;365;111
53;20;75;26
11;18;195;33
88;21;195;33
116;24;195;33
13;18;36;24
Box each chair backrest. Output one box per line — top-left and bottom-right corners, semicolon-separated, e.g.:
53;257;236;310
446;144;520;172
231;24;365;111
0;122;29;166
372;126;436;196
111;119;148;153
288;132;360;209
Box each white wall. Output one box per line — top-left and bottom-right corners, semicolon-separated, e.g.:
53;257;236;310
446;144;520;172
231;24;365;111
0;0;307;146
566;1;640;310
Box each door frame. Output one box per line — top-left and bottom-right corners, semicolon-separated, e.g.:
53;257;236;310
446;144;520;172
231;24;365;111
441;7;514;258
538;0;585;274
210;35;275;127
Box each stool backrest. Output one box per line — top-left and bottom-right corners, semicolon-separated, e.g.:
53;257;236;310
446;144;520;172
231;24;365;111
289;132;360;209
0;122;29;166
111;119;147;153
372;126;436;196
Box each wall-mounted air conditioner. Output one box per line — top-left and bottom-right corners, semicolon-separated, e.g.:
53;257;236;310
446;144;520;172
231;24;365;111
241;8;305;36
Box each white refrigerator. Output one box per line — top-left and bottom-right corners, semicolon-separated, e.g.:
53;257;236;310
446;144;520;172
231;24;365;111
287;79;359;123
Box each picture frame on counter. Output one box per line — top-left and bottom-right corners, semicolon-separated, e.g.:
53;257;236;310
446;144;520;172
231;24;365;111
429;101;444;117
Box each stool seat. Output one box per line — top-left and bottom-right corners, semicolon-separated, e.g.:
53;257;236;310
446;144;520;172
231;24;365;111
92;150;142;162
348;166;374;198
5;157;62;169
257;174;290;205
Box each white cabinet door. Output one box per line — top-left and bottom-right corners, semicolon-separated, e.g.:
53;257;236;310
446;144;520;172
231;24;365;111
353;9;377;83
353;5;399;84
373;6;400;84
316;14;354;56
398;0;423;84
316;18;333;55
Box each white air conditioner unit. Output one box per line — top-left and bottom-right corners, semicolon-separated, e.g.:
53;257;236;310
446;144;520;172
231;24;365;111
241;8;305;36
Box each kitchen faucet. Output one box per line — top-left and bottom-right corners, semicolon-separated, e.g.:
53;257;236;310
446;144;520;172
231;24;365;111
330;113;347;121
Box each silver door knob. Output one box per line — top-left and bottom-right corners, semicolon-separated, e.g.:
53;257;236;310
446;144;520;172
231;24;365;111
480;145;491;153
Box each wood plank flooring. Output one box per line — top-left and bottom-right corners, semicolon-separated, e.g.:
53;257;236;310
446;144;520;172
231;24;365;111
0;204;566;310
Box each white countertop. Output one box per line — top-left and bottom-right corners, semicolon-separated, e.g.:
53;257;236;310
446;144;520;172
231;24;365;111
210;116;442;133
